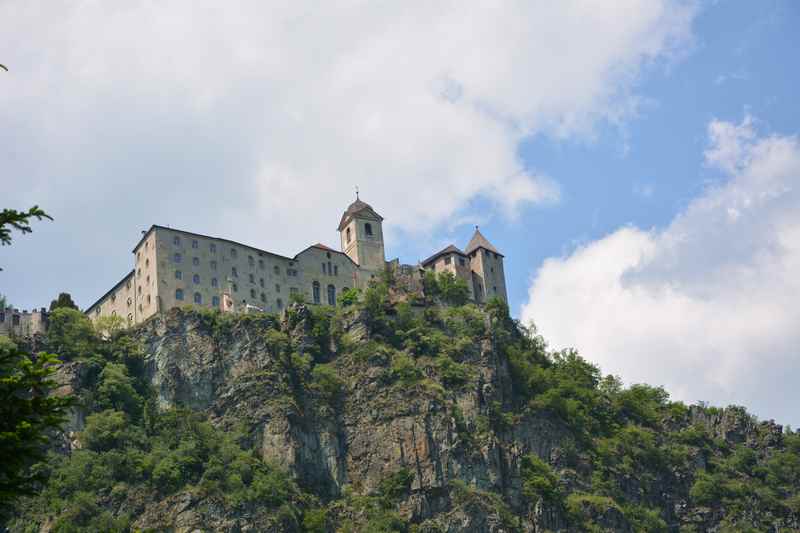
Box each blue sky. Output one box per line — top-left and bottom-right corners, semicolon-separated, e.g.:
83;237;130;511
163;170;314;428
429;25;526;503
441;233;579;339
2;1;799;425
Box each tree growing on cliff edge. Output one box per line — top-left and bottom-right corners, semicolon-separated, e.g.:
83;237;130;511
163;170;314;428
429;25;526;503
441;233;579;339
0;205;72;514
0;338;71;510
49;292;78;312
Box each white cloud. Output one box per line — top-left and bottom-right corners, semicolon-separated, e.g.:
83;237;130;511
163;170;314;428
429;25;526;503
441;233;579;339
1;2;694;247
521;116;800;426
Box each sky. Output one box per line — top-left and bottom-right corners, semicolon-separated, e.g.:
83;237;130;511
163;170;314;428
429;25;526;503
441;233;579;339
2;1;799;426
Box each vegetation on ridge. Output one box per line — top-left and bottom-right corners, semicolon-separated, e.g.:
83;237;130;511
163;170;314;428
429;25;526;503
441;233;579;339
2;269;799;531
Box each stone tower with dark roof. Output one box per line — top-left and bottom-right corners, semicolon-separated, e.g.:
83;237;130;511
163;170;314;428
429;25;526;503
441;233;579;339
337;196;386;275
466;227;507;303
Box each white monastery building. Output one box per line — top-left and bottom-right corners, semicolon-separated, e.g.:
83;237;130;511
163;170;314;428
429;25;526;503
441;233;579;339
86;197;507;325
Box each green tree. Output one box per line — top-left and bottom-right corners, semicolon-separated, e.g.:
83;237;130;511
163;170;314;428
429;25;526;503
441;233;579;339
49;292;79;311
94;314;125;338
437;271;470;306
0;337;71;504
46;308;98;361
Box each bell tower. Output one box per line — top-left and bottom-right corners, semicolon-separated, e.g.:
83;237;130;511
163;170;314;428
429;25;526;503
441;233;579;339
337;194;386;273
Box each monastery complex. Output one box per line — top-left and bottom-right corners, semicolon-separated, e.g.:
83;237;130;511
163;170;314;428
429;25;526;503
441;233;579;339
85;197;508;326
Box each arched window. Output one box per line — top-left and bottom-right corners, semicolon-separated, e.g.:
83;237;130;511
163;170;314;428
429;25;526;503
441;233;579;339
145;258;149;268
194;292;202;304
313;281;321;304
250;288;256;298
249;273;254;283
175;270;182;280
248;256;255;267
211;277;218;287
276;298;283;310
127;313;133;324
346;227;351;243
327;284;336;306
232;283;238;292
193;274;200;284
260;292;266;302
193;257;199;266
212;296;220;307
273;265;280;275
176;289;184;301
365;223;373;236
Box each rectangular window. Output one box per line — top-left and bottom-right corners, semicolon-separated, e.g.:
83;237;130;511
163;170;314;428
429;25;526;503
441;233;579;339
334;265;338;276
210;243;216;253
275;284;281;292
192;239;198;248
459;258;465;266
210;260;217;270
232;267;238;277
444;256;451;265
322;263;327;274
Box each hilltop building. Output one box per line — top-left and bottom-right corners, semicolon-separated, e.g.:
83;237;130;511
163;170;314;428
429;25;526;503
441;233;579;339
0;307;49;337
86;198;507;325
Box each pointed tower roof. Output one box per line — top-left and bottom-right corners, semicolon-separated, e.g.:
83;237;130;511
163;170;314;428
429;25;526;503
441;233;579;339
337;197;383;231
465;227;502;256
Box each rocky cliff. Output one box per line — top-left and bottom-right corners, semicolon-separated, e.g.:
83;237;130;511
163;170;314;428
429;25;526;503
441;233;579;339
7;294;800;532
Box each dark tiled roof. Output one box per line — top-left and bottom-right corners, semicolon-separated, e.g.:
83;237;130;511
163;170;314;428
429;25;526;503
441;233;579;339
465;228;502;256
337;198;383;231
422;244;466;266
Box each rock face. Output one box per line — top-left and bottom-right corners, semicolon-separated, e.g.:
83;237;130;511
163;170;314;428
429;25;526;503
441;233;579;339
28;304;800;532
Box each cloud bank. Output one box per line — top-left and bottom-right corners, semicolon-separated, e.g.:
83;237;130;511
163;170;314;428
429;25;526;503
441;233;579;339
522;116;800;426
2;1;694;258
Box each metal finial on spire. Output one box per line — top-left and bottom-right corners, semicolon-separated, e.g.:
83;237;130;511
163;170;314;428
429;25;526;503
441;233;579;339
356;185;360;200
